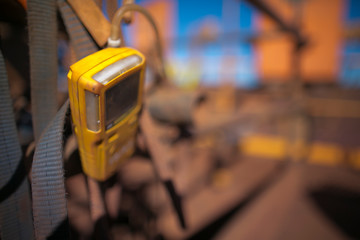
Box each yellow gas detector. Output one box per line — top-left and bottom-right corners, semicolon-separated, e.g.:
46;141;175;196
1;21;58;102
68;47;145;181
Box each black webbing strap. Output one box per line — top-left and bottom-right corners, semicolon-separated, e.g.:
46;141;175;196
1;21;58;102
31;1;101;239
31;100;70;240
27;0;69;238
0;50;34;239
0;0;104;238
58;0;98;60
28;0;58;143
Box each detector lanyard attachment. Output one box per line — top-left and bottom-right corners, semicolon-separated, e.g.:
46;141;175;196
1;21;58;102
108;4;167;86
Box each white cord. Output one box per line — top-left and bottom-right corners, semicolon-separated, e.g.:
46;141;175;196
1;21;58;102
107;37;121;47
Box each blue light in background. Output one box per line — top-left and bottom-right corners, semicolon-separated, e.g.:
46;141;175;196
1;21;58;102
341;0;360;87
174;0;258;88
178;0;223;37
341;43;360;87
113;0;258;88
346;0;360;22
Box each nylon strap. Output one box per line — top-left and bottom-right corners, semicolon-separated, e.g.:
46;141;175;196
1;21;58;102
0;50;33;239
31;100;70;240
28;0;58;143
67;0;111;47
58;0;98;60
30;1;102;238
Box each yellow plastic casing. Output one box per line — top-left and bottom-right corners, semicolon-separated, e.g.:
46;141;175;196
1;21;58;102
68;47;145;181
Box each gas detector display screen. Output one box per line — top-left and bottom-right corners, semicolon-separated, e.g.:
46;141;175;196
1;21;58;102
105;71;140;130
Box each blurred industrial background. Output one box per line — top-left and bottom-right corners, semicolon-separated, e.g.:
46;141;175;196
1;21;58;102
123;0;359;87
1;0;360;239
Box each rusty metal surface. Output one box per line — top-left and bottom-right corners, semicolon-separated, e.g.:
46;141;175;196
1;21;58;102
139;108;175;181
59;85;360;239
213;166;349;240
142;86;360;239
157;159;281;239
147;87;204;125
